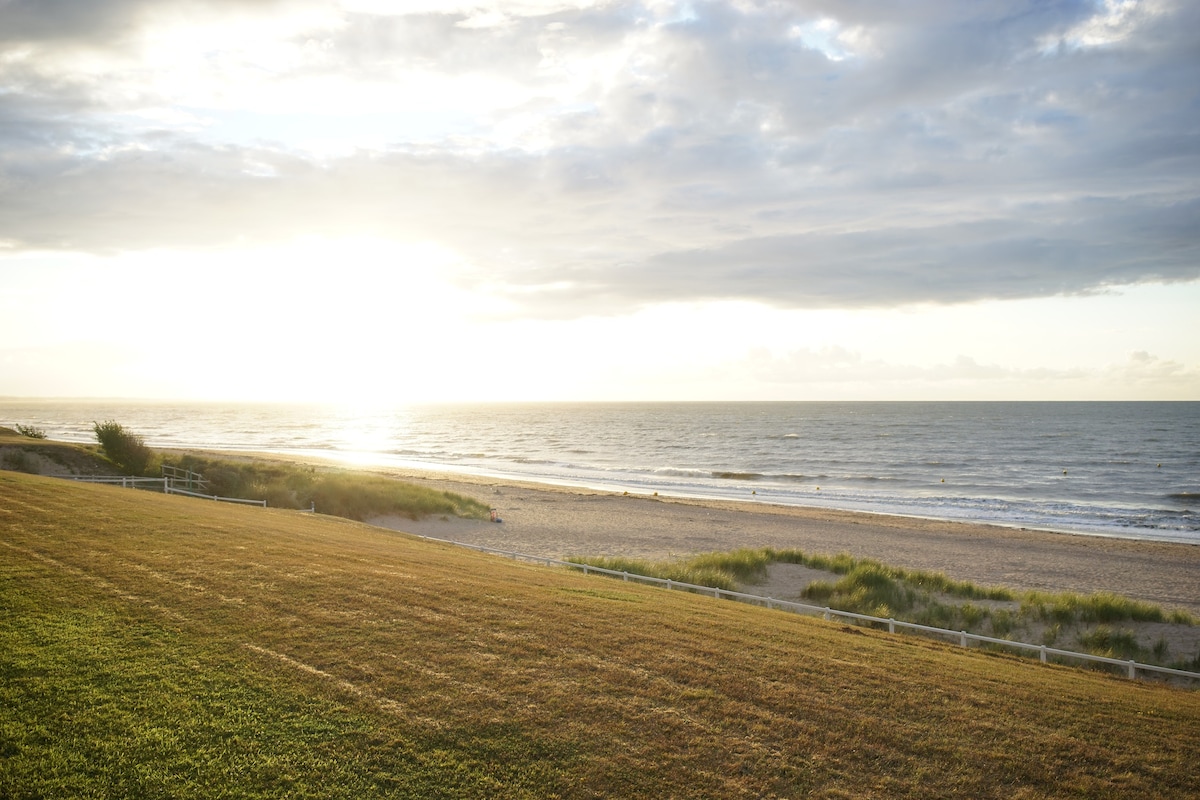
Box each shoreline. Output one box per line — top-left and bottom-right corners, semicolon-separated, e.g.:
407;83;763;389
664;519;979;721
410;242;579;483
357;462;1200;617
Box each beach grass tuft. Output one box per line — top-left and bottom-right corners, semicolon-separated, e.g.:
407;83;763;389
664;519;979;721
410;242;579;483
570;545;1197;669
167;453;492;521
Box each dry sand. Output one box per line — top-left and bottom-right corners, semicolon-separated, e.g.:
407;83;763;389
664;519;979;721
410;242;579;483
365;466;1200;617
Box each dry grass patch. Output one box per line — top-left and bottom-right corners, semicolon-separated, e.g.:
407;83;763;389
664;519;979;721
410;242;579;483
2;472;1199;799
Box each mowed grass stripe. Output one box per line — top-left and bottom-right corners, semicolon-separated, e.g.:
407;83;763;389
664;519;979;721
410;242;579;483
2;471;1199;798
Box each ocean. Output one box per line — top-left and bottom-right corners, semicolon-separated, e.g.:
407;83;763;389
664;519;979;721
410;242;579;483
2;400;1197;544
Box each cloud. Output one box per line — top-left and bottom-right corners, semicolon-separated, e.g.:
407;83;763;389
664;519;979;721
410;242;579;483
1116;350;1200;386
738;346;1087;387
1;0;1198;316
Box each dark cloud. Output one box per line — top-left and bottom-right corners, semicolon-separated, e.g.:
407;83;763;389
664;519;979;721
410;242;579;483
1;0;1198;314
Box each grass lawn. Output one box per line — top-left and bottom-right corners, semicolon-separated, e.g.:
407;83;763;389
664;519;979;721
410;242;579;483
2;471;1198;798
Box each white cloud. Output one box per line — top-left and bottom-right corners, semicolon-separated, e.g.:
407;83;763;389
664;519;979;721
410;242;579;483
1;0;1197;400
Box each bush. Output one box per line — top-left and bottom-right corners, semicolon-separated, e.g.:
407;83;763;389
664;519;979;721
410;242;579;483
1077;626;1142;660
15;424;47;439
92;420;153;476
2;450;40;474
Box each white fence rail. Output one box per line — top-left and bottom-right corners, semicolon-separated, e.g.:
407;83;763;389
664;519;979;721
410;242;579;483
58;476;168;490
164;486;267;507
420;536;1200;686
161;465;209;492
57;474;267;507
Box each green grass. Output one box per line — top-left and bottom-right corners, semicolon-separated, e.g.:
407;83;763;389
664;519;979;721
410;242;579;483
571;546;1198;667
3;472;1200;798
0;428;491;523
169;453;493;522
566;547;781;591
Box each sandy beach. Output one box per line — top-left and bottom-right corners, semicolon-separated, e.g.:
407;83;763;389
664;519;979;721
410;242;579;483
364;466;1200;617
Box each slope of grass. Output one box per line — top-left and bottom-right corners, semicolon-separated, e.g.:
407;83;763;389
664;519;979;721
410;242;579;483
3;472;1199;798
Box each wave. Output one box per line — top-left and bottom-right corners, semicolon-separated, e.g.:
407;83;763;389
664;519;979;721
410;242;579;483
712;471;764;481
652;467;711;478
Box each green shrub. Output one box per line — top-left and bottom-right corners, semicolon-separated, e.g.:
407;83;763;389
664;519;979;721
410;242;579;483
685;549;775;584
990;609;1014;638
1077;626;1141;660
565;555;742;591
1079;593;1165;624
802;580;836;603
959;603;986;629
15;424;47;439
913;601;956;628
92;420;153;476
2;450;40;474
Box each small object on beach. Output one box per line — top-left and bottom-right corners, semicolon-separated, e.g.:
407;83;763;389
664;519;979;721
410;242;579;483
489;508;498;522
653;492;658;496
752;490;756;495
941;478;945;483
1063;470;1068;475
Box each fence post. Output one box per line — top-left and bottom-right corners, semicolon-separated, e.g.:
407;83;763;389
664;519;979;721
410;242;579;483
163;477;169;493
623;571;628;582
1040;645;1047;664
666;579;672;591
1128;660;1136;679
823;607;831;621
714;587;721;599
960;631;968;647
766;597;773;610
888;618;895;634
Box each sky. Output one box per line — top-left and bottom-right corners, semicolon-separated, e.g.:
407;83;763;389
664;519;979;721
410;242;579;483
1;0;1198;403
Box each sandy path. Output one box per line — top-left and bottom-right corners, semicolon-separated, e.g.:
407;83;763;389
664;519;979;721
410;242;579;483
366;467;1200;616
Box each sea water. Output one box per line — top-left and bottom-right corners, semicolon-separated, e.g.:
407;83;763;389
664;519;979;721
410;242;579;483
2;400;1197;544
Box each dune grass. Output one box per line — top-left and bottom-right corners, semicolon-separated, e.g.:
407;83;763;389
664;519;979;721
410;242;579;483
0;428;492;523
168;453;494;522
570;547;1198;669
3;471;1200;798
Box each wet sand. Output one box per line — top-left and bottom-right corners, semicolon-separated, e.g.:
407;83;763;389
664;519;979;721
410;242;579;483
365;466;1200;616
